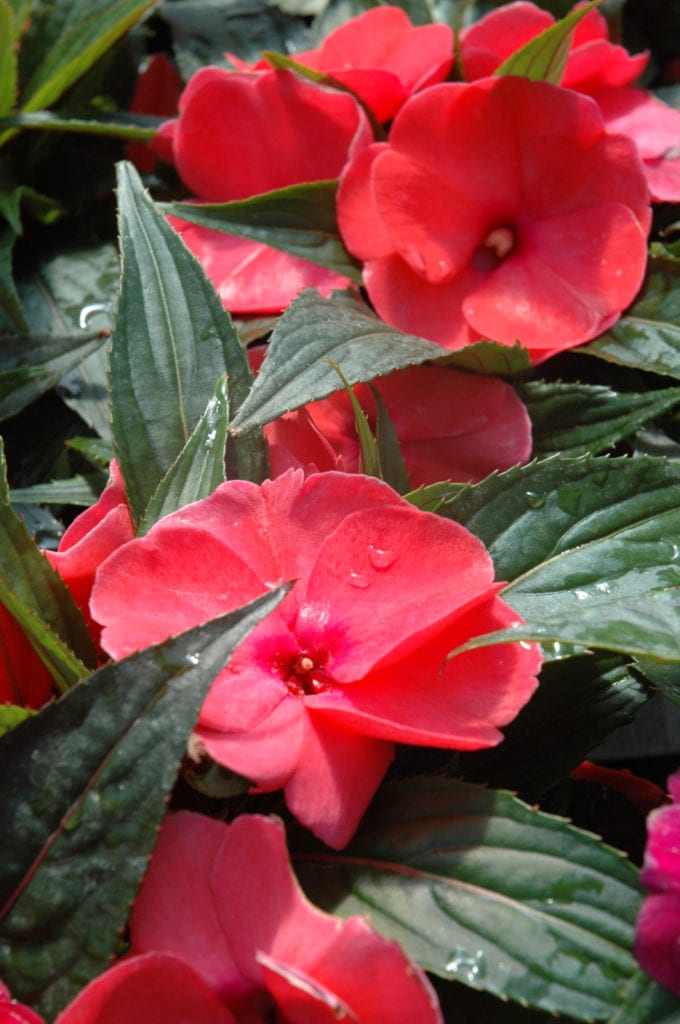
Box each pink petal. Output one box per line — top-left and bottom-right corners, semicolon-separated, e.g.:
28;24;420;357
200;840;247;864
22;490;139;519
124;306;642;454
635;894;680;998
171;68;372;201
295;504;495;681
336;142;394;261
0;983;44;1024
0;604;55;710
310;593;540;749
641;800;680;896
168;217;355;314
54;954;238;1024
459;2;553;80
198;693;306;789
257;955;358;1024
283;713;394;847
128;814;244;1000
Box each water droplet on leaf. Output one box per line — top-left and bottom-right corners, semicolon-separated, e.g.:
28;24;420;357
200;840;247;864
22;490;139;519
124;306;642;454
445;947;486;983
525;491;546;508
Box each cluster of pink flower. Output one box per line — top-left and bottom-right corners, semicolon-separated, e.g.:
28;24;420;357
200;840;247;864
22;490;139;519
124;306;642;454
149;1;678;362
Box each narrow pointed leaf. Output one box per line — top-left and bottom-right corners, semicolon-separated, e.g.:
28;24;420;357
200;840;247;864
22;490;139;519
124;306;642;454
583;258;680;380
110;162;257;526
495;0;601;84
0;330;107;421
610;970;680;1024
0;0;17;117
0;703;32;737
372;386;411;494
230;290;447;434
520;381;680;458
162;180;361;281
0;439;96;671
0;110;160;141
0;586;288;1021
9;474;106;508
301;777;642;1021
138;377;229;534
17;0;156;113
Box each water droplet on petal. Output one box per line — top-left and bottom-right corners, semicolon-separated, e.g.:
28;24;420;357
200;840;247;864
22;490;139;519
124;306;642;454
348;571;371;589
368;545;396;570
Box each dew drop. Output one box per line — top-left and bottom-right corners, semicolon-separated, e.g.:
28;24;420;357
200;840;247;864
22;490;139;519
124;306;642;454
348;571;371;589
79;303;110;329
185;652;201;666
368;545;396;570
525;491;546;509
574;589;589;601
445;947;486;983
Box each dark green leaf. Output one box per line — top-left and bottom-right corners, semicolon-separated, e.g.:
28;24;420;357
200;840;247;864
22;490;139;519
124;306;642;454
634;658;680;706
0;438;96;676
0;210;29;334
328;358;380;476
438;339;531;377
0;110;160;141
0;331;107;421
495;0;601;83
110;162;253;526
610;970;680;1024
9;473;106;507
138;377;229;534
372;386;411;494
301;777;642;1021
162;180;361;281
520;380;680;457
583;258;680;380
65;437;115;467
17;0;156;114
0;587;287;1021
230;290;447;434
460;655;649;800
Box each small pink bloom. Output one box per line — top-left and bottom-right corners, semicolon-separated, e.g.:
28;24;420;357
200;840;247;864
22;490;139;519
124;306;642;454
460;2;680;202
90;470;540;847
157;67;373;313
265;363;532;485
244;6;454;123
0;981;44;1024
635;768;680;996
337;75;650;362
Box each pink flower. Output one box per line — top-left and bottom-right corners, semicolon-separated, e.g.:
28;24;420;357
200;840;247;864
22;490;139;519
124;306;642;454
237;5;453;123
0;981;44;1024
264;363;532;485
337;75;650;362
126;53;183;173
635;768;680;997
460;2;680;202
90;470;540;847
156;67;373;313
51;812;443;1023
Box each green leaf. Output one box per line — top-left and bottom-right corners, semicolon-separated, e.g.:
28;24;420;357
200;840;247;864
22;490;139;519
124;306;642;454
9;473;106;507
300;777;642;1021
495;0;602;84
460;655;649;800
110;162;255;526
16;0;156;114
65;437;115;467
610;970;680;1024
438;339;531;377
583;258;680;380
0;0;17;117
372;386;411;494
0;587;287;1021
0;110;161;141
0;330;107;421
162;180;362;282
434;455;680;660
0;438;96;677
520;381;680;457
634;657;680;706
230;290;447;434
328;358;380;476
138;377;229;534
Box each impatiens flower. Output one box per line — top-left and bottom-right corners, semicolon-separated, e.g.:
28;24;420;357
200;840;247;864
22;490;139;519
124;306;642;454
125;53;183;173
50;812;443;1023
155;67;373;312
460;2;680;202
337;74;651;362
90;470;540;847
235;5;454;123
635;767;680;996
264;362;533;485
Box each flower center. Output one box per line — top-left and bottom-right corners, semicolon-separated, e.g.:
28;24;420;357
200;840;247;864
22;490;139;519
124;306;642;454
286;653;332;696
473;226;515;271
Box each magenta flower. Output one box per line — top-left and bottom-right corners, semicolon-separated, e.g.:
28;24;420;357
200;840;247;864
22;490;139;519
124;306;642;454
48;812;442;1023
263;363;532;485
236;5;454;123
460;1;680;202
90;470;540;847
337;75;650;362
155;67;373;313
635;768;680;997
